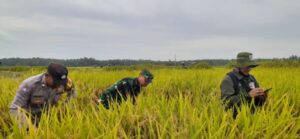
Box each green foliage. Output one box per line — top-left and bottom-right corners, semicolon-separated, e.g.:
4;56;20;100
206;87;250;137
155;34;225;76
259;59;300;68
103;64;168;71
0;67;299;138
189;62;212;69
0;66;34;72
0;58;231;67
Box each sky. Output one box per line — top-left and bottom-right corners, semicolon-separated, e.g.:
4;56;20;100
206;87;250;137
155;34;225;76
0;0;299;60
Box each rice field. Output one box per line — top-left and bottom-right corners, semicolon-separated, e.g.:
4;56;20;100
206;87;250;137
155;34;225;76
0;67;299;138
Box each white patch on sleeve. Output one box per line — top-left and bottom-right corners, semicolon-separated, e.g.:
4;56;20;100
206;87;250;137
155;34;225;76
22;87;28;92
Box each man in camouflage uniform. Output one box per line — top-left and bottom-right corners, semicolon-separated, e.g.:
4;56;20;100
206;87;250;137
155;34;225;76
221;52;267;118
98;69;154;109
9;63;76;128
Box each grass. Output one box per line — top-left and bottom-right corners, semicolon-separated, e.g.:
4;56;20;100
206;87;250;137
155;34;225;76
0;67;299;138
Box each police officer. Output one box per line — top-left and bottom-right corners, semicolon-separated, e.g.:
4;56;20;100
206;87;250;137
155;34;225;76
98;69;154;109
9;63;76;128
221;52;267;118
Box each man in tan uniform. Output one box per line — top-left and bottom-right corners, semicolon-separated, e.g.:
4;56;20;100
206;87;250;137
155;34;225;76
9;63;76;128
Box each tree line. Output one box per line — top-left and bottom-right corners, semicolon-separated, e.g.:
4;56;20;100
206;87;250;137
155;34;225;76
0;57;229;67
0;55;299;67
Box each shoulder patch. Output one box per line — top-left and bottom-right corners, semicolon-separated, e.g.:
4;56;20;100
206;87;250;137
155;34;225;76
22;87;29;92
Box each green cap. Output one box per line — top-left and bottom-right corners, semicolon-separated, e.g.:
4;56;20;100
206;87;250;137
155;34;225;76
140;69;154;83
234;52;259;68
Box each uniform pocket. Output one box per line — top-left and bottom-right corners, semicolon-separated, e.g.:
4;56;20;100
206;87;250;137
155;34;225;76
30;95;45;105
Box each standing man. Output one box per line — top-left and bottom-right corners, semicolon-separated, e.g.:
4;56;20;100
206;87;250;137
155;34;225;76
221;52;267;118
10;63;76;128
98;69;154;109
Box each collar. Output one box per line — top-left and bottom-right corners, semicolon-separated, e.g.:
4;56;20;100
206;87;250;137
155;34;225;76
134;78;141;89
232;69;244;80
41;73;47;88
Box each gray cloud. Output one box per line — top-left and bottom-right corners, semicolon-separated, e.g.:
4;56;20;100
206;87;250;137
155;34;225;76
0;0;299;60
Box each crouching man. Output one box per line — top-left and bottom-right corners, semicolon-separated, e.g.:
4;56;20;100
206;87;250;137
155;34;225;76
9;63;76;128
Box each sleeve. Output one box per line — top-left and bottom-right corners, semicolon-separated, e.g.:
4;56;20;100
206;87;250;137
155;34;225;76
129;85;138;105
131;95;137;105
251;76;267;106
9;82;31;128
115;80;128;94
220;76;243;107
250;75;260;88
66;87;76;101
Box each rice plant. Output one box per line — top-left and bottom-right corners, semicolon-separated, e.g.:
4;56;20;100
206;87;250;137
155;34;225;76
0;67;299;138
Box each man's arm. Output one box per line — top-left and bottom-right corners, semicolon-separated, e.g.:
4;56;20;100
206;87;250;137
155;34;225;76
9;83;31;128
221;76;249;107
66;87;76;101
65;79;76;102
131;95;137;105
251;75;268;106
115;80;128;95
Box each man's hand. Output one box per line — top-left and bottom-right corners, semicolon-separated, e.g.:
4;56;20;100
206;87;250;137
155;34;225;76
65;78;74;91
248;88;265;98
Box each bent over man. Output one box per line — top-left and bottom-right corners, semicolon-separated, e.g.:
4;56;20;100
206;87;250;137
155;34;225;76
98;69;153;109
10;63;76;128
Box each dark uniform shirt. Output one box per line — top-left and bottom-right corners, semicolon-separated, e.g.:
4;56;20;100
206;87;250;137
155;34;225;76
221;69;267;118
99;78;141;109
9;73;76;127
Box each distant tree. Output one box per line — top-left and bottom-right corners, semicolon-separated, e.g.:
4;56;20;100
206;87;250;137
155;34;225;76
0;57;233;67
289;55;299;60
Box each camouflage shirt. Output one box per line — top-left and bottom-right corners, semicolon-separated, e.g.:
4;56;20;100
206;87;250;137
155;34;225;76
99;78;141;109
9;73;76;127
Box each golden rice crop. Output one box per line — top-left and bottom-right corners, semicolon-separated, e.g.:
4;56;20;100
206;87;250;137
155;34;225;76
0;67;299;138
